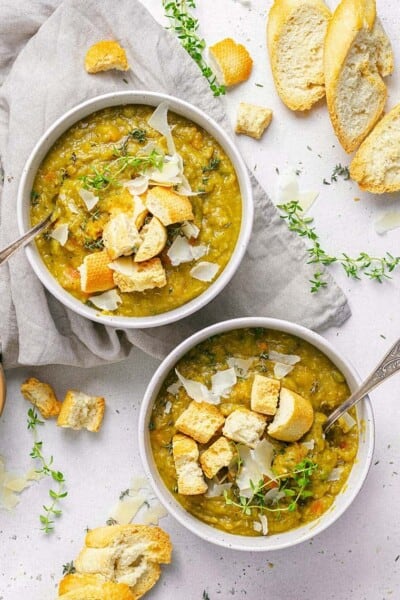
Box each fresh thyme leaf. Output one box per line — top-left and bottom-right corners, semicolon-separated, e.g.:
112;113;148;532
119;489;130;500
30;190;40;206
202;156;220;173
106;518;118;526
84;237;104;251
27;409;67;534
202;592;210;600
130;128;147;144
278;200;400;290
62;561;76;575
163;0;225;97
331;163;350;182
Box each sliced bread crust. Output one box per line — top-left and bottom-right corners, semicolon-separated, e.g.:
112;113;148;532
324;0;394;153
350;103;400;193
267;0;331;111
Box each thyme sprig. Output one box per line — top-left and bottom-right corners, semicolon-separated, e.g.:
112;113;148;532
27;408;67;533
81;149;164;191
278;200;400;291
224;458;317;515
62;561;76;575
163;0;226;96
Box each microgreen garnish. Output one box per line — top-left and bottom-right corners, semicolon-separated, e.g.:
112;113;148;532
163;0;226;96
202;156;221;173
27;408;68;533
84;237;104;251
278;200;400;291
81;149;164;191
130;129;147;144
30;190;40;206
224;458;317;516
62;561;76;575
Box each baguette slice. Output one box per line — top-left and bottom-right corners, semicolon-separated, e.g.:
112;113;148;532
209;38;253;87
267;388;313;442
350;103;400;193
324;0;394;152
79;250;115;294
58;582;136;599
267;0;331;111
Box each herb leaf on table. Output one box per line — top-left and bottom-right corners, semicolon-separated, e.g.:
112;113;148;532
163;0;226;97
278;200;400;292
27;408;68;534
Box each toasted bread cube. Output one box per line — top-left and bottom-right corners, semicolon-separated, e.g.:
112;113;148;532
235;102;273;139
103;213;142;260
85;40;129;73
222;408;266;448
57;390;105;432
175;401;225;445
135;217;167;262
132;194;148;229
209;38;253;86
111;257;166;292
199;437;234;479
79;250;115;294
268;387;314;442
145;187;194;226
172;434;208;495
20;377;61;419
250;374;280;416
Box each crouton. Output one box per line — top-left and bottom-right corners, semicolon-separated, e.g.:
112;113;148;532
57;390;105;432
103;213;142;260
58;579;135;600
74;524;171;597
111;257;167;293
134;217;167;262
145;187;194;226
209;38;253;86
250;374;280;416
172;433;208;495
222;408;266;448
20;377;61;419
79;250;115;294
235;103;273;139
268;387;314;442
199;437;234;479
85;41;129;74
132;194;148;229
175;401;225;445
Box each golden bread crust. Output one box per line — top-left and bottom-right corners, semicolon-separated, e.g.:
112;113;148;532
145;187;194;226
235;102;273;139
58;581;136;599
57;390;105;432
85;41;129;73
268;388;314;442
79;250;115;294
175;401;225;445
209;38;253;86
20;377;61;418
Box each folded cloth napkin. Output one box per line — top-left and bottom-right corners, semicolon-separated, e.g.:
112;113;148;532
0;0;350;369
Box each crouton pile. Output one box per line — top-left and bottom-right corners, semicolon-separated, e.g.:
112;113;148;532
171;374;314;495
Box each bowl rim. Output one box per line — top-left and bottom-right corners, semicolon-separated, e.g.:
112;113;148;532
138;316;375;551
17;91;253;329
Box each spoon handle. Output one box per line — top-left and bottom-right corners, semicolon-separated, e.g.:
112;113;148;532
0;214;52;267
324;337;400;432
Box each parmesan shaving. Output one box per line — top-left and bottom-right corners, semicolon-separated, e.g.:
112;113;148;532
181;221;200;239
148;102;176;156
375;212;400;235
49;223;69;246
268;350;301;365
190;261;219;282
164;400;172;415
89;289;121;311
67;201;80;214
301;439;315;451
211;368;237;397
236;439;276;498
123;176;149;196
140;503;168;525
327;467;343;482
205;482;232;498
109;492;147;525
273;362;294;379
276;169;318;213
79;188;99;211
149;154;181;185
264;488;285;506
175;369;215;404
259;514;268;535
338;412;356;433
0;457;40;511
227;356;256;377
109;477;168;526
253;521;262;532
166;380;181;396
167;236;207;266
109;257;135;276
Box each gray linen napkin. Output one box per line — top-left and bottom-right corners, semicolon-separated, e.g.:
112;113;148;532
0;0;350;369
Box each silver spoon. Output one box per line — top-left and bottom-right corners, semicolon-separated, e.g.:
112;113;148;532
324;337;400;432
0;213;52;267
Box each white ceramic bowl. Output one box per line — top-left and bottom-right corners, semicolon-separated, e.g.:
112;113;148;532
17;91;253;328
139;317;374;551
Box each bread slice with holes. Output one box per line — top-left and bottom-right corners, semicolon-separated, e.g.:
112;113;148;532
74;524;172;598
20;377;61;419
267;387;314;442
110;257;167;293
324;0;394;153
267;0;331;111
175;401;225;445
199;436;234;479
222;408;266;448
57;390;105;432
350;103;400;193
172;433;208;495
103;213;142;260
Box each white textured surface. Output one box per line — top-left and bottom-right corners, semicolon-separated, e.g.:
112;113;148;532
1;0;400;598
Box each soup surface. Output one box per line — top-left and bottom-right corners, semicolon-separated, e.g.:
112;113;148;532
150;328;358;537
30;105;242;317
